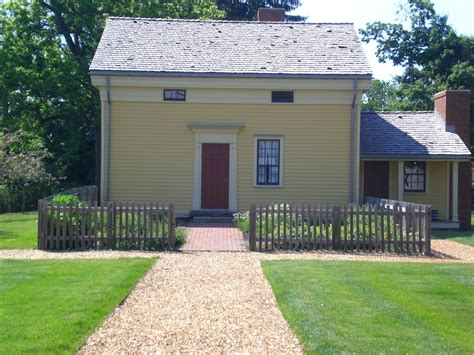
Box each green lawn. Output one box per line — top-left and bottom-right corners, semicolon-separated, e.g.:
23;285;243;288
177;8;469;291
263;260;474;354
433;229;474;247
0;258;155;353
0;212;38;249
432;213;474;247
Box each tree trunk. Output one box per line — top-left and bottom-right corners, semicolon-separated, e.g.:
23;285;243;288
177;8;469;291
21;188;26;213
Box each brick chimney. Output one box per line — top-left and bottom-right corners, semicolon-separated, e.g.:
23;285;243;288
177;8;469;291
434;90;472;230
257;8;286;22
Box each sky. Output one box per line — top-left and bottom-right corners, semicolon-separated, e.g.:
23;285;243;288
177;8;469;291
290;0;474;80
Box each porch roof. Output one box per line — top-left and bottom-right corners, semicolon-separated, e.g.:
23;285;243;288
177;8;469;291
360;111;471;160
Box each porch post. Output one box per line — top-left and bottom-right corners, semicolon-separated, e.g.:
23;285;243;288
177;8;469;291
452;161;459;222
446;162;450;220
397;161;404;201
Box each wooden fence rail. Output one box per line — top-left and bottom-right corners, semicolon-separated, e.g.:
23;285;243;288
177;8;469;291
37;201;176;251
248;203;431;255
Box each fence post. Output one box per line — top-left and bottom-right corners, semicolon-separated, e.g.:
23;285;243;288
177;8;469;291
332;205;341;250
106;202;113;249
169;203;176;249
37;200;43;249
425;206;432;255
249;204;257;251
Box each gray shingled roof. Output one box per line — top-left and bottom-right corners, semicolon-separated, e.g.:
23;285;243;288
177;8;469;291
360;111;471;159
89;17;372;77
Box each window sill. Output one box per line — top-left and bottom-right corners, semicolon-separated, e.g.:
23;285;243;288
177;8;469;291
404;191;428;195
253;184;283;188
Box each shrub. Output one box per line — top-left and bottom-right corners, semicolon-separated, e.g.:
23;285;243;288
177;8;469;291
233;211;250;233
115;211;168;239
175;227;187;246
117;240;140;250
50;194;81;207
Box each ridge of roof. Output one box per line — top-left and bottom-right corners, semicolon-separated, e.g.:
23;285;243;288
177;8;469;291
107;16;355;25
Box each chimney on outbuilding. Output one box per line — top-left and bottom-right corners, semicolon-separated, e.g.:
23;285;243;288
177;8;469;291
434;90;471;146
434;90;472;230
257;8;286;22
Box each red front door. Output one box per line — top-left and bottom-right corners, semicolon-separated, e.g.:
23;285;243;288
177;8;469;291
201;143;229;209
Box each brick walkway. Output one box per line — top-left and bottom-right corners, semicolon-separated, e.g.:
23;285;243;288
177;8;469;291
180;223;248;251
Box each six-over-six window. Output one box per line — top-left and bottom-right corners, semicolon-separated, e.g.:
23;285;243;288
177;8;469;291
404;161;426;192
256;139;280;185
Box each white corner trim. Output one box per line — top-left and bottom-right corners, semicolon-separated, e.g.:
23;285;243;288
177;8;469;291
192;130;239;210
253;135;284;188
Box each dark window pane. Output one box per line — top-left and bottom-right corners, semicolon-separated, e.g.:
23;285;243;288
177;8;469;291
164;89;186;101
256;139;280;185
271;91;294;103
404;161;426;192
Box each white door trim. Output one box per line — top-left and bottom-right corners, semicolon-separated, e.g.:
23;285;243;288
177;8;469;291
191;128;241;211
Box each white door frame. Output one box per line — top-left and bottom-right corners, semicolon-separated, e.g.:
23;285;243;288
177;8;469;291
189;124;243;210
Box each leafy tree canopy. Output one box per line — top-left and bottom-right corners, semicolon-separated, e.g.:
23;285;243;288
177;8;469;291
361;80;400;111
0;0;228;186
360;0;474;122
0;131;57;212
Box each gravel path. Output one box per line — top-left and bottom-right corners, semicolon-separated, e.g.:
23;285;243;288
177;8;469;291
79;253;302;354
431;238;474;262
0;239;472;263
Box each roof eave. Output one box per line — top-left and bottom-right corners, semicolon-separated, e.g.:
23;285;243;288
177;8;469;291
360;154;471;161
88;69;373;80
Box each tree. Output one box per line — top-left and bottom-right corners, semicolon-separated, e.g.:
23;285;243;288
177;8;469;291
0;0;225;188
216;0;304;21
0;131;56;212
362;80;400;111
360;0;474;140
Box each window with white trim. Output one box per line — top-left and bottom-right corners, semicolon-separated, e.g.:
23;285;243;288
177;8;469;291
404;161;426;192
256;139;281;185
